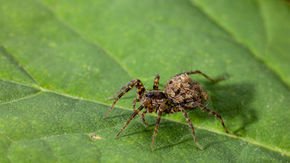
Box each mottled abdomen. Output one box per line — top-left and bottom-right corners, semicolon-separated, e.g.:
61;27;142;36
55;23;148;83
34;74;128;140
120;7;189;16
164;74;208;105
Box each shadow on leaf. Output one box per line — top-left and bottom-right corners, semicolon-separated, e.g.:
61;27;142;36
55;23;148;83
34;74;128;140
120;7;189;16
201;82;257;135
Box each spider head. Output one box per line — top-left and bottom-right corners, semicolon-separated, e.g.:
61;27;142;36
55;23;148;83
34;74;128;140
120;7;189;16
144;91;165;99
142;91;167;112
145;92;154;98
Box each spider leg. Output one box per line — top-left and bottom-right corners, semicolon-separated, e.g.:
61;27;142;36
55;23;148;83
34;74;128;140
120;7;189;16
200;106;229;133
151;110;163;150
177;70;222;83
140;110;149;127
179;107;203;150
132;98;148;127
116;105;144;138
105;79;145;117
132;97;138;111
153;74;160;90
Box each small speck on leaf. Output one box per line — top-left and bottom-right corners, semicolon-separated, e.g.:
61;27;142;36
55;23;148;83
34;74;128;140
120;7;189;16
89;133;103;141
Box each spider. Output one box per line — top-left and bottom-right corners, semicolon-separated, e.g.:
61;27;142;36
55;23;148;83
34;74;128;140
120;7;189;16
106;70;229;150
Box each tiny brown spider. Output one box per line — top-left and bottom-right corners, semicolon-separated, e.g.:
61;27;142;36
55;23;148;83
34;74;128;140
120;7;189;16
106;70;229;150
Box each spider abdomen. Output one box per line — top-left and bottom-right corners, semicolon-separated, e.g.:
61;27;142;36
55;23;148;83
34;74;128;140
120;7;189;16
164;74;208;105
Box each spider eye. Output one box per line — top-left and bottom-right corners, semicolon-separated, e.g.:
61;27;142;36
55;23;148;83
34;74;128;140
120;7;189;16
145;93;153;98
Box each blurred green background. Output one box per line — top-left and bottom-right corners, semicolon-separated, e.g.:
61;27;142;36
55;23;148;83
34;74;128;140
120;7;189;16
0;0;290;162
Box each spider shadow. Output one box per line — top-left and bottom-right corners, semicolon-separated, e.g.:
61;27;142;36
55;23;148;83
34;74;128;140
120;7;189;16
104;112;132;120
149;121;235;151
153;137;193;151
154;138;229;151
195;82;258;135
145;122;231;151
111;112;235;151
116;121;195;150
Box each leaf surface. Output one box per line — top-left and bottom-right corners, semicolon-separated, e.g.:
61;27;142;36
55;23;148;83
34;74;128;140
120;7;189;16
0;0;289;162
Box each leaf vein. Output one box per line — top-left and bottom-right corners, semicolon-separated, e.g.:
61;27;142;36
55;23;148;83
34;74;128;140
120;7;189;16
0;91;42;106
0;47;40;85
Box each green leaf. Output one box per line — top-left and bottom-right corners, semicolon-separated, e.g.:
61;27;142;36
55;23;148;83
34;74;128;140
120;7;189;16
0;0;290;162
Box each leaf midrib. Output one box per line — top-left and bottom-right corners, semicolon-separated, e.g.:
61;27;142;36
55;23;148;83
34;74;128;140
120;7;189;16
1;78;289;157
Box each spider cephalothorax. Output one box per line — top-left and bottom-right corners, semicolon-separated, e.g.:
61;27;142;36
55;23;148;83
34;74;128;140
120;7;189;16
106;70;228;150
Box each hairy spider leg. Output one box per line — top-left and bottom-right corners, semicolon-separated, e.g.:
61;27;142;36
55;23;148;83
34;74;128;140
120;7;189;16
132;97;148;126
178;70;222;83
179;108;203;150
200;106;229;133
116;105;144;138
105;79;145;117
132;97;138;111
141;110;149;127
151;110;163;150
132;97;149;127
153;74;160;90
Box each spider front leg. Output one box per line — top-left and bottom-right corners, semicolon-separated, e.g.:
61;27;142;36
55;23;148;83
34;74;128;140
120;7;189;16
179;107;203;150
200;106;229;133
105;79;146;117
178;70;224;83
153;74;160;90
116;106;144;138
